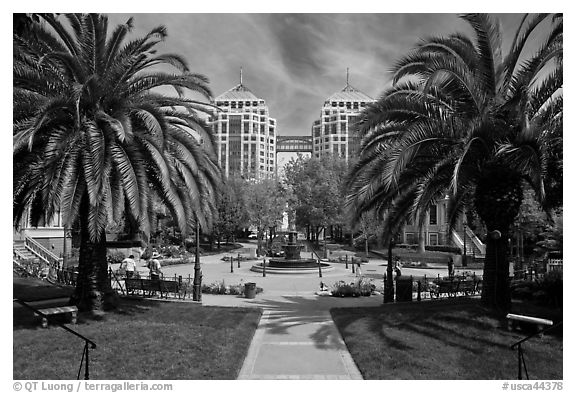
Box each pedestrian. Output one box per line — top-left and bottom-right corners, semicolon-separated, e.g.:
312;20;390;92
394;261;402;277
122;255;136;278
149;252;162;280
355;262;362;277
448;256;455;278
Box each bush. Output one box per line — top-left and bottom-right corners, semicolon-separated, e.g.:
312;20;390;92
201;280;263;295
510;272;562;307
106;251;125;264
425;245;462;254
331;278;375;297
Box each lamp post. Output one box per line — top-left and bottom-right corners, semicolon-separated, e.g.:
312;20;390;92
463;221;468;267
192;219;202;302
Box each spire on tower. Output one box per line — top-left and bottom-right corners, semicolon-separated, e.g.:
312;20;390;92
240;67;243;85
346;67;349;86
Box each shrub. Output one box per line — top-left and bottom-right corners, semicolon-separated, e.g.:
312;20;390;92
106;251;125;264
331;278;375;297
201;280;263;295
510;272;563;307
425;245;462;254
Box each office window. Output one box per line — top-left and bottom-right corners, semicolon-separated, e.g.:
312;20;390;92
405;233;416;244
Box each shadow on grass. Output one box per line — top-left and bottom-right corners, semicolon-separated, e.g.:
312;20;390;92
330;298;563;379
14;296;262;380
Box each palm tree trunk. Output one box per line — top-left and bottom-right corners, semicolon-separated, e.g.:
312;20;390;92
475;166;522;311
481;231;511;311
384;238;394;303
70;206;117;312
417;227;426;253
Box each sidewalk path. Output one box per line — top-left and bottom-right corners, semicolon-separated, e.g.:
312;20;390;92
203;293;382;380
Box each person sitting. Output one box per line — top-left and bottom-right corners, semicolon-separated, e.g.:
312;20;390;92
394;261;402;277
148;252;162;280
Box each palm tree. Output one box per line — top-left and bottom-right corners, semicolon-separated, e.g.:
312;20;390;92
347;13;562;310
14;14;221;312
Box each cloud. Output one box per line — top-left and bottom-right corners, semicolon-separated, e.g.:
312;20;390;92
106;13;525;136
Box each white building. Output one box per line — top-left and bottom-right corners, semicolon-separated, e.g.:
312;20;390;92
209;72;277;178
312;72;374;161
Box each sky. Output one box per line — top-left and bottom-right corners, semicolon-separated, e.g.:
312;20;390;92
105;13;527;136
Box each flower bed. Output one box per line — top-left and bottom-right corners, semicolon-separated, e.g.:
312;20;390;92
201;280;263;296
330;277;375;297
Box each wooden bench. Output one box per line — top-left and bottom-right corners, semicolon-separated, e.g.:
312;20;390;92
124;278;184;299
34;306;78;328
506;313;553;334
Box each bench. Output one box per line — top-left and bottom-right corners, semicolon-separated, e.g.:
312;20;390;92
506;313;553;334
34;306;78;328
124;278;185;299
430;279;482;298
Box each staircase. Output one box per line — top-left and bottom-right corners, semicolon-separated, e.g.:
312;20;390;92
13;240;38;261
13;237;62;279
451;229;485;259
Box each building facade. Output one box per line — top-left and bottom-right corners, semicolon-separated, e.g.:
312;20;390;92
210;77;277;178
312;77;374;161
400;200;450;246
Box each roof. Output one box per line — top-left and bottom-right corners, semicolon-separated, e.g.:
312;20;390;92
214;84;262;102
325;84;373;102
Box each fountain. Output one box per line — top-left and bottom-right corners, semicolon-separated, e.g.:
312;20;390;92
250;230;333;274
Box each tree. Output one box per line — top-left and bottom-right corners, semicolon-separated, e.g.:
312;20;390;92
347;13;562;310
356;211;384;257
284;154;349;242
212;176;249;247
244;179;288;255
13;14;221;312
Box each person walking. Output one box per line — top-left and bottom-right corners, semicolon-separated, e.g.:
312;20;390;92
122;254;136;278
355;262;363;277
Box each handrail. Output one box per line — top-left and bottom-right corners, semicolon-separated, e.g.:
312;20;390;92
510;321;562;380
465;226;486;254
24;235;63;266
13;248;27;260
13;298;96;379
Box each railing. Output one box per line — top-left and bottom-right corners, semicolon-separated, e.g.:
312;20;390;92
24;236;63;277
13;298;96;380
451;230;481;257
510;321;563;380
13;247;28;260
465;226;486;255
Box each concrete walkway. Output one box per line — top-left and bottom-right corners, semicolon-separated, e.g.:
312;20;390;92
203;293;382;379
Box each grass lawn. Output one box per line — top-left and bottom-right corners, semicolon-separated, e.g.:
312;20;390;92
14;298;261;380
331;298;562;380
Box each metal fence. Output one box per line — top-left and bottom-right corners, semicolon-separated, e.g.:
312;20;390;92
384;273;483;302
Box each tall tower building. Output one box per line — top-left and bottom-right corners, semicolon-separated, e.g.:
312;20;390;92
312;70;374;161
210;70;277;178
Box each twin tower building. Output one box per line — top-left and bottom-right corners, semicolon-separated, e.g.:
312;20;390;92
208;70;374;178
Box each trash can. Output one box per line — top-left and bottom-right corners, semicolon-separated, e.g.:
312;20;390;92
395;276;413;302
244;282;257;299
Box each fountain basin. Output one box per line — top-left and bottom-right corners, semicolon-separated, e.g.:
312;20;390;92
250;260;334;274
